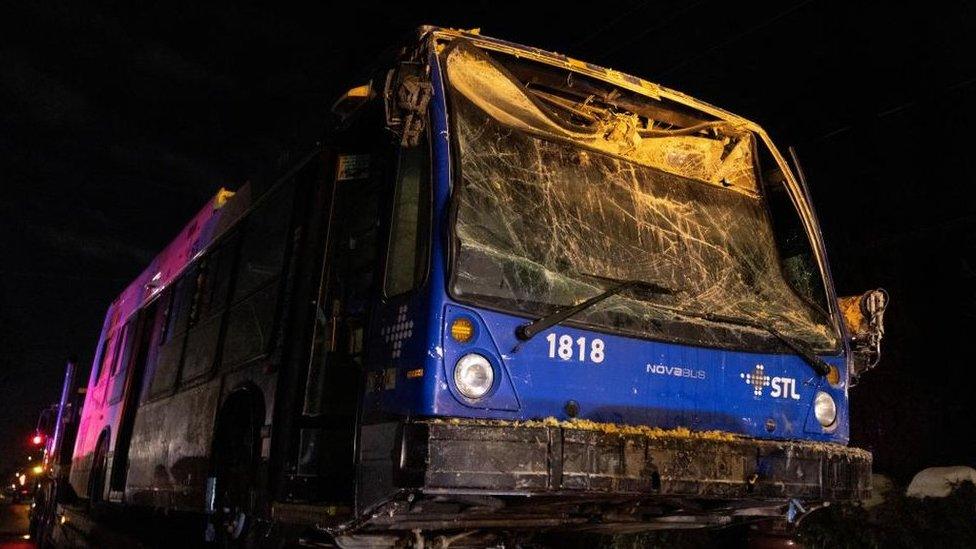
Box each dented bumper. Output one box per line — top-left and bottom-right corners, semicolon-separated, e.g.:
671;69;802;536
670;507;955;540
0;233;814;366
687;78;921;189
399;419;871;503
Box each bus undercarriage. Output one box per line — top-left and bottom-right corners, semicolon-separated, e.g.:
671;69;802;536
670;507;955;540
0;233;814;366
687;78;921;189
42;417;869;547
327;419;870;538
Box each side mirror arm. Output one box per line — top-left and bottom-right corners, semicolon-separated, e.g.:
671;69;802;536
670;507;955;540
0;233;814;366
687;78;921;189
384;62;432;147
837;288;890;383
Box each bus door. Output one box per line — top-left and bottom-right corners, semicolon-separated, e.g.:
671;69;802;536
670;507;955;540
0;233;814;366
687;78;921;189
108;300;159;495
292;145;385;503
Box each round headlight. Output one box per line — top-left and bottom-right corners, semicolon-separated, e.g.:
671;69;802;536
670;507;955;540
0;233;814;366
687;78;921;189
814;391;837;427
454;353;494;399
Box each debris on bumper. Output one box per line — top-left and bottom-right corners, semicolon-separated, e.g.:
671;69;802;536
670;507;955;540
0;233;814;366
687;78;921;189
403;418;871;501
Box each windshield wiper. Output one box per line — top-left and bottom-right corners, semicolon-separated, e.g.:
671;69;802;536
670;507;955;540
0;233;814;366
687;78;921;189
515;274;677;341
702;311;831;377
514;274;829;378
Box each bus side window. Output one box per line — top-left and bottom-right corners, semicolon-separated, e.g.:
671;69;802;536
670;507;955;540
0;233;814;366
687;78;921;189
182;237;238;382
108;320;134;404
762;157;830;314
222;185;295;368
109;323;130;378
149;265;198;397
139;291;172;403
166;265;197;339
92;333;116;389
383;135;431;297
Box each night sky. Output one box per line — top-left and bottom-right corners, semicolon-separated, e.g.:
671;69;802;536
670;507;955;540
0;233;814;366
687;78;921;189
2;1;975;481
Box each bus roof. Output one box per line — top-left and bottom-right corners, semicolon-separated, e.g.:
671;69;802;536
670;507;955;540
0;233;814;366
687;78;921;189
423;26;761;132
98;186;249;337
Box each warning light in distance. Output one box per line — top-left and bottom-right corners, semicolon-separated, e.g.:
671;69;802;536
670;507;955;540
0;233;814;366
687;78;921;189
31;434;44;446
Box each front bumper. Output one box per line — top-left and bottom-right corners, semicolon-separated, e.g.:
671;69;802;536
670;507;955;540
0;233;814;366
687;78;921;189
400;419;871;503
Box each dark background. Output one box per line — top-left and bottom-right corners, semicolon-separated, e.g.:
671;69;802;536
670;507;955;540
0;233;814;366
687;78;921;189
2;1;974;481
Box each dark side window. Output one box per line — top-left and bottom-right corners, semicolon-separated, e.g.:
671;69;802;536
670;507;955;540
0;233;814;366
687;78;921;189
763;164;831;314
150;265;199;397
92;333;116;387
109;320;135;404
109;322;130;378
383;135;430;296
221;185;295;368
136;292;170;402
163;265;196;342
233;188;294;300
182;237;238;382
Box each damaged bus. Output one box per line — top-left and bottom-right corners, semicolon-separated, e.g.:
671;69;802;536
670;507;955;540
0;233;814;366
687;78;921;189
49;26;888;547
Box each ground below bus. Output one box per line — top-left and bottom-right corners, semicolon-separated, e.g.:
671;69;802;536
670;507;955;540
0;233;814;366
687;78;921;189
0;502;33;549
2;485;975;548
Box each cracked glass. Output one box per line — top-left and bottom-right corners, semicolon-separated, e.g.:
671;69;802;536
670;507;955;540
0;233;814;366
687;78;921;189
443;42;838;351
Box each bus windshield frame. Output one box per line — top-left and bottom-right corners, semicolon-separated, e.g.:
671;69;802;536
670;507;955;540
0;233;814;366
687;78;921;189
439;39;841;353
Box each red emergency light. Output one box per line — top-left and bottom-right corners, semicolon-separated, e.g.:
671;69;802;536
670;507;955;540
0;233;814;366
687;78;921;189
31;433;45;446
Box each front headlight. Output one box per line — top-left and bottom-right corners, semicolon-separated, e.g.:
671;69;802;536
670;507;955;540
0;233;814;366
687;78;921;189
814;391;837;427
453;353;494;399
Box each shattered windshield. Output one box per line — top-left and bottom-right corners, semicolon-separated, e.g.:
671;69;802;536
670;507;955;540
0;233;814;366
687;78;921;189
442;41;838;351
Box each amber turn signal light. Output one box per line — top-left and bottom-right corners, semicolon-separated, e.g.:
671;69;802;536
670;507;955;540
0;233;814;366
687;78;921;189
827;365;841;386
450;317;475;343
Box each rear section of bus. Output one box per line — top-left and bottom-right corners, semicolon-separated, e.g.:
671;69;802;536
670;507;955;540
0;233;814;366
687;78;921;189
354;28;870;532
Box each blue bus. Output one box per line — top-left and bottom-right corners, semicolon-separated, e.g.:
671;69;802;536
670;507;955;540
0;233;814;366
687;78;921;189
49;26;888;547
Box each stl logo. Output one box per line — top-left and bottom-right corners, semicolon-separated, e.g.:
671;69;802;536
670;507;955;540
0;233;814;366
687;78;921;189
741;364;771;397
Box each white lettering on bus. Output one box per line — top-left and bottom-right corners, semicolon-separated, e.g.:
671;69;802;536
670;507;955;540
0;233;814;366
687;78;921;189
645;363;706;380
545;333;605;363
769;376;801;400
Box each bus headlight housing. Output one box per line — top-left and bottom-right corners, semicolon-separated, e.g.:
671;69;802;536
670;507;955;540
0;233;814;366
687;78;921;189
814;391;837;427
453;353;494;399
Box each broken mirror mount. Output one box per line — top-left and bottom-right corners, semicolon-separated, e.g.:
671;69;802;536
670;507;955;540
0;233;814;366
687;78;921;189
384;61;432;147
838;288;889;383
